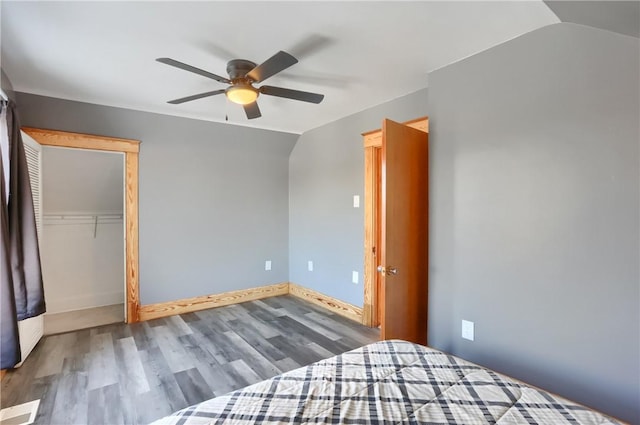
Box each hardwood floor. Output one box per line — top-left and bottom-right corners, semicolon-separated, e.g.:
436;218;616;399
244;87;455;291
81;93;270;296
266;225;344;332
1;295;379;424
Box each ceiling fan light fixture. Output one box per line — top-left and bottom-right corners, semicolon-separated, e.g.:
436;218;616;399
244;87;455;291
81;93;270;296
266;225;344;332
225;84;258;105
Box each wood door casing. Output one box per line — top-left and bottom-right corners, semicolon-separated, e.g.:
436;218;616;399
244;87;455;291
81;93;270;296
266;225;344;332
363;146;378;326
21;127;141;323
362;117;428;330
380;119;428;344
375;148;383;327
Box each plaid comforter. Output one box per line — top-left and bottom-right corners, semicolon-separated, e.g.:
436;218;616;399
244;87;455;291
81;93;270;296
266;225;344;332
151;340;619;424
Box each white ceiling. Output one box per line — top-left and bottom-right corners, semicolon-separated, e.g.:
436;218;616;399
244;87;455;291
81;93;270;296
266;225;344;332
1;1;558;134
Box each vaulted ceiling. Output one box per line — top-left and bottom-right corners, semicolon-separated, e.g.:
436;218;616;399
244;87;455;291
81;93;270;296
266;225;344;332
1;1;636;135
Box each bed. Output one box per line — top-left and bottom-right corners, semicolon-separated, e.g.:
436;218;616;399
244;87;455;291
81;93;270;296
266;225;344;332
151;340;620;424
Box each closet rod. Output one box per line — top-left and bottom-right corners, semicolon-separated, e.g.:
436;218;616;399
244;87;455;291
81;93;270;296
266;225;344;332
43;213;123;220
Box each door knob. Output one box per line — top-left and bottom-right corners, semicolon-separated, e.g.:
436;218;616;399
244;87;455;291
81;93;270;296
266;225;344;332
377;266;398;276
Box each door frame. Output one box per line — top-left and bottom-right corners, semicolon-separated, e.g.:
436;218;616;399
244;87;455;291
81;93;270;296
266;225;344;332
361;117;428;327
21;127;141;323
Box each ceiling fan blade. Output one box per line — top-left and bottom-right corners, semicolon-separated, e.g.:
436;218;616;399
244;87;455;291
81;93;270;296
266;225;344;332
157;58;230;84
167;89;225;104
246;51;298;83
259;86;324;104
243;101;262;119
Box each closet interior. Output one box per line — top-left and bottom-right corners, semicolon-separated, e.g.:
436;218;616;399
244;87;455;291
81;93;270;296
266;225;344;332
40;146;125;334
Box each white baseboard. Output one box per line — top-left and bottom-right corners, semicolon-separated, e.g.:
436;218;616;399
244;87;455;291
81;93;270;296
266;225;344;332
45;291;124;314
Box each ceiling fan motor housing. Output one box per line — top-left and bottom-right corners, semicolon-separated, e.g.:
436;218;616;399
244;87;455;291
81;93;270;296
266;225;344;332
226;59;257;81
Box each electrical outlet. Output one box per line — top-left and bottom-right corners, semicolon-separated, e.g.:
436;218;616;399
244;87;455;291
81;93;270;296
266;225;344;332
352;271;359;284
265;260;271;271
462;320;474;341
353;195;360;208
308;261;313;271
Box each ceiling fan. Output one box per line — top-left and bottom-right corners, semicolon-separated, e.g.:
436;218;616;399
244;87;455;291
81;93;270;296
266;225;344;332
156;51;324;119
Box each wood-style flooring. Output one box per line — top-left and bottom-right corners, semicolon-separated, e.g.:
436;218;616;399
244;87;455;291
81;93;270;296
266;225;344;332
1;295;379;424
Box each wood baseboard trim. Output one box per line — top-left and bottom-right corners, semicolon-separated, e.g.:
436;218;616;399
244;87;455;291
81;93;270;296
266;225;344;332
288;282;363;323
138;282;289;321
136;282;363;324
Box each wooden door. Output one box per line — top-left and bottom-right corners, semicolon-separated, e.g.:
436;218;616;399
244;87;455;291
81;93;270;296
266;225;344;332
379;119;428;344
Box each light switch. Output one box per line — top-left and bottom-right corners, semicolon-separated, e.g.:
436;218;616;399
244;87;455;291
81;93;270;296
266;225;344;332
265;260;272;271
308;261;314;271
353;195;360;208
462;320;474;341
352;271;359;284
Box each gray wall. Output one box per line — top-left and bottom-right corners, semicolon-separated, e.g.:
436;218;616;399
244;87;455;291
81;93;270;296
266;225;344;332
289;89;428;306
428;23;639;423
544;1;640;38
15;93;298;305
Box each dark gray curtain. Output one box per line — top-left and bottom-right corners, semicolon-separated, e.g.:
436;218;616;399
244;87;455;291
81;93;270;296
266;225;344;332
0;120;20;368
0;100;46;369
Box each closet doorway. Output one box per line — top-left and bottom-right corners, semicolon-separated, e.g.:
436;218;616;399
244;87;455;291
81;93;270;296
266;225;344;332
22;128;140;325
41;146;125;334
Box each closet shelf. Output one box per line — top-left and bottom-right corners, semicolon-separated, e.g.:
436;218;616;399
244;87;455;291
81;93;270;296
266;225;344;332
43;213;123;220
43;213;123;238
